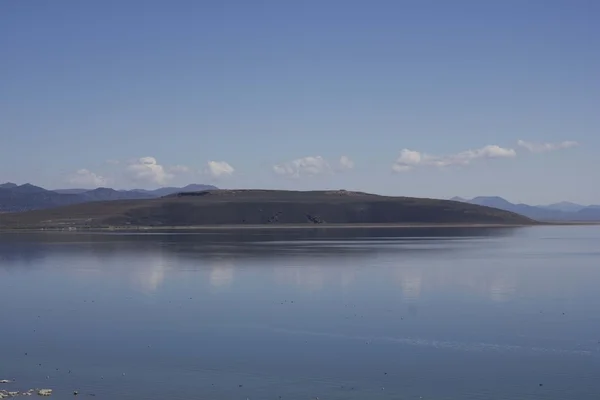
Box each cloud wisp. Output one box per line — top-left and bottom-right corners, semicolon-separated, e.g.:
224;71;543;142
274;155;354;178
393;145;516;172
205;161;235;178
168;165;190;174
517;140;578;153
68;169;108;188
274;156;330;178
337;155;355;171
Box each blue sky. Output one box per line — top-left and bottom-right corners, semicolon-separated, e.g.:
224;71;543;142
1;0;598;204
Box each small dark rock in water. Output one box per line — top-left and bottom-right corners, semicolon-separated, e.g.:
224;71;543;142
384;372;388;375
539;384;543;387
74;391;79;396
238;385;243;388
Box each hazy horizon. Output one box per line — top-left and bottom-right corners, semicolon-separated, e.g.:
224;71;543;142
1;1;597;204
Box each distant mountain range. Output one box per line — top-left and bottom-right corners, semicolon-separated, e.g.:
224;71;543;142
2;182;598;222
450;196;600;221
0;183;218;212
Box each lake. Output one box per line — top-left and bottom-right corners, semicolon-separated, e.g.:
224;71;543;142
1;226;600;399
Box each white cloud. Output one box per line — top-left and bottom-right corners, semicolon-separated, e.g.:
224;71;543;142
517;140;579;153
437;145;516;166
392;149;422;172
205;161;235;178
273;156;331;178
338;155;355;171
68;169;108;188
126;156;173;185
393;145;516;172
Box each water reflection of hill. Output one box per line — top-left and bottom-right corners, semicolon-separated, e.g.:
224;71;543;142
3;227;582;303
0;227;518;266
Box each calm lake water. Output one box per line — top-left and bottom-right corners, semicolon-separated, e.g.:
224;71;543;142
1;226;600;399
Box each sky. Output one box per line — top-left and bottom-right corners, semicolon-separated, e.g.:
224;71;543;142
1;0;598;205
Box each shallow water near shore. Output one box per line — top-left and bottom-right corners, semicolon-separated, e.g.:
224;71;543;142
1;226;600;399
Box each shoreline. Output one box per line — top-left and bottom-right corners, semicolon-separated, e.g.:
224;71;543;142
1;221;598;233
2;222;539;233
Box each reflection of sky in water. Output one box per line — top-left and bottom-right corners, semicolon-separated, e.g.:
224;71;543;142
489;276;517;303
209;259;235;288
1;226;600;400
132;257;168;293
395;269;422;302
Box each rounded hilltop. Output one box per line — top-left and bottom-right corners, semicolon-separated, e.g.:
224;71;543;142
168;189;380;199
0;189;536;229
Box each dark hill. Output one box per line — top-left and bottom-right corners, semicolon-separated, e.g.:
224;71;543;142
0;186;83;213
0;183;219;212
9;183;48;194
78;187;154;202
132;184;217;197
0;190;535;229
